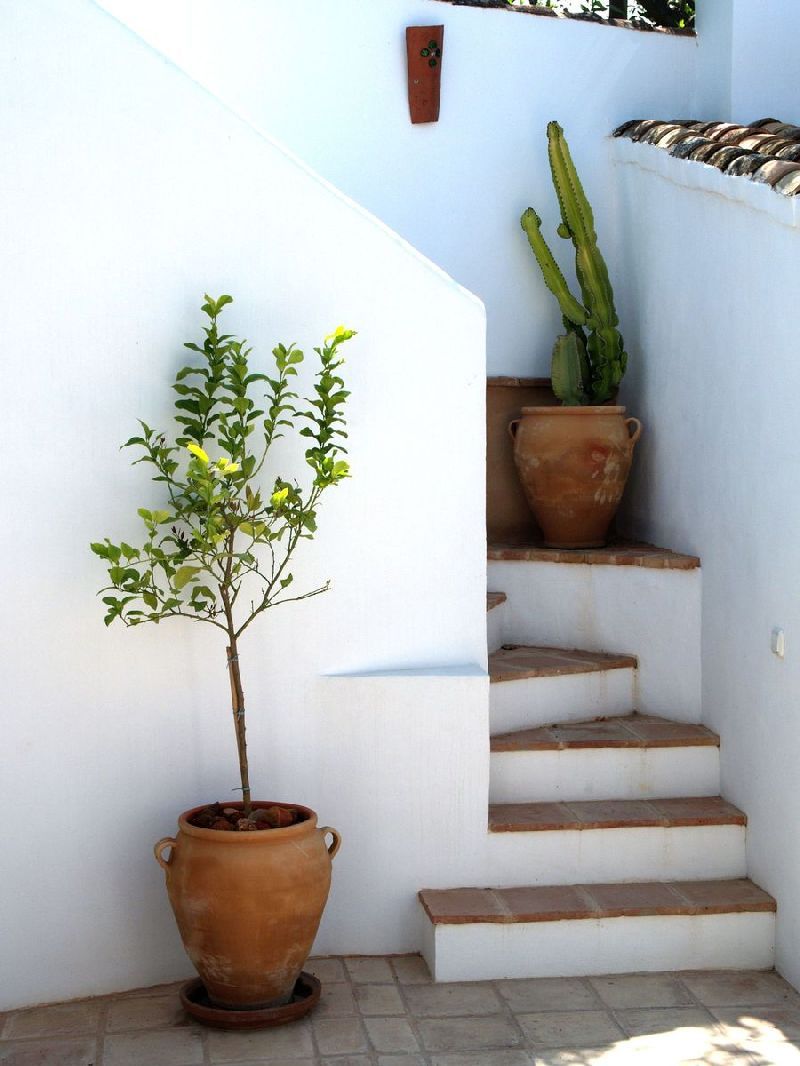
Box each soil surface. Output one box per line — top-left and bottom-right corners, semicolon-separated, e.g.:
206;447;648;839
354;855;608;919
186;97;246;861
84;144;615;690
188;802;304;832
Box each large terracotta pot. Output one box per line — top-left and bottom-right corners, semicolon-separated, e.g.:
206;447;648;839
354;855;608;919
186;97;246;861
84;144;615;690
509;406;642;549
154;802;341;1010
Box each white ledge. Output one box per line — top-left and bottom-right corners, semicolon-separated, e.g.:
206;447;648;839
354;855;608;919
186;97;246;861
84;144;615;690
611;136;800;230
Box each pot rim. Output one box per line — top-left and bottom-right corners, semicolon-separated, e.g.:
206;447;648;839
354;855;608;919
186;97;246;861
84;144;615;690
519;405;627;415
177;800;318;843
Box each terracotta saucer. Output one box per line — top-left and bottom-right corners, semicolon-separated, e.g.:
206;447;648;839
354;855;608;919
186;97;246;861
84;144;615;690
180;972;321;1029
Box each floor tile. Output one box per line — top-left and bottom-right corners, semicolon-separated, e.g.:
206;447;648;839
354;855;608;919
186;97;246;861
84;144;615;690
315;983;357;1018
354;982;405;1015
206;1022;314;1061
430;1052;533;1066
391;955;432;984
320;1057;372;1066
418;1015;522;1051
344;957;395;983
103;1026;204;1065
313;1016;368;1055
378;1056;427;1066
0;1038;98;1066
517;1010;624;1048
364;1016;420;1052
404;982;503;1017
3;1001;102;1039
589;974;693;1009
106;992;187;1031
712;1005;800;1043
307;957;348;984
614;1006;716;1038
497;978;601;1013
682;971;799;1006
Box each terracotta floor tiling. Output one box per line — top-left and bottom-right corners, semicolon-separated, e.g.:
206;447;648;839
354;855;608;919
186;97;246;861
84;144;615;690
489;645;637;683
5;956;799;1065
670;879;777;914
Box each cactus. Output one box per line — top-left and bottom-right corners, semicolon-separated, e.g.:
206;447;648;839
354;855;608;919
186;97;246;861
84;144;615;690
521;121;627;405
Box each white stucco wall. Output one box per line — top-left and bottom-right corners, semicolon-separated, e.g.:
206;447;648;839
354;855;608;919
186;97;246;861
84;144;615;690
613;139;800;989
0;0;487;1009
695;0;800;125
95;0;698;377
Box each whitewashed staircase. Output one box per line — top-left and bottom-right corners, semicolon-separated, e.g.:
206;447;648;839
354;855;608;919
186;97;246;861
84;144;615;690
419;543;776;981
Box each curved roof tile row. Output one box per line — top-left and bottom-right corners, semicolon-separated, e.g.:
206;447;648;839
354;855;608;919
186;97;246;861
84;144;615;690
613;118;800;197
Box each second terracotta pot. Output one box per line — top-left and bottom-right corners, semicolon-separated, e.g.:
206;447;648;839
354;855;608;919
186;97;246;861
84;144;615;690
154;802;340;1010
510;406;642;549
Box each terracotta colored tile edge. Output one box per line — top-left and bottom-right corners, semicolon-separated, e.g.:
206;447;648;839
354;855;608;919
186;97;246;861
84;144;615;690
487;545;701;569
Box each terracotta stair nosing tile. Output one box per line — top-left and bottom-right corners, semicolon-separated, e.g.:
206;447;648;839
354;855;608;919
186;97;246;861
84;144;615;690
488;540;700;570
488;796;746;833
486;591;507;612
418;878;776;926
489;645;638;684
490;713;720;753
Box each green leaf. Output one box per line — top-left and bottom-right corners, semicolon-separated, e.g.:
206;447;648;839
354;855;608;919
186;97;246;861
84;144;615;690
173;565;202;590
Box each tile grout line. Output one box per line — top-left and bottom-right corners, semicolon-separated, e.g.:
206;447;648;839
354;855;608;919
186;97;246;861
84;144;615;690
387;956;431;1065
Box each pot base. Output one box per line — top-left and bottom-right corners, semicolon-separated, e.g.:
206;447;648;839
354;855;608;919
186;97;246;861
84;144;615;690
543;539;607;550
180;973;321;1029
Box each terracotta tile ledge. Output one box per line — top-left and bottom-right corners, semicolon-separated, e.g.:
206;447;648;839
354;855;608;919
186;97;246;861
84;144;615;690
419;878;774;925
489;645;637;682
488;539;700;569
488;796;746;832
491;713;719;752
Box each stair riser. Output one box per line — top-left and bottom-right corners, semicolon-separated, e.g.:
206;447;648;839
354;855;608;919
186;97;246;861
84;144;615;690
423;911;775;982
490;669;636;734
487;602;506;655
489;746;720;803
488;560;701;721
486;825;747;885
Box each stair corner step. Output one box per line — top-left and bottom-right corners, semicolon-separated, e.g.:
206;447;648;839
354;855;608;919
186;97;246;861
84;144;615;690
487;591;507;613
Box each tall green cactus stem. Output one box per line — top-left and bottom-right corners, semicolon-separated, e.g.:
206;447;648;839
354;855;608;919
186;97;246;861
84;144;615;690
521;121;627;405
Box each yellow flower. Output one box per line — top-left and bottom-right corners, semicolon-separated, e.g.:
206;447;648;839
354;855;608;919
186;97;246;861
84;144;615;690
187;444;209;465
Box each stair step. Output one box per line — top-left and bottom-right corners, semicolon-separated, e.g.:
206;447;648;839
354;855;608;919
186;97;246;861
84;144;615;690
420;878;774;925
490;714;720;804
419;879;775;981
491;713;718;752
490;645;637;683
487;591;506;612
488;540;700;569
489;796;745;833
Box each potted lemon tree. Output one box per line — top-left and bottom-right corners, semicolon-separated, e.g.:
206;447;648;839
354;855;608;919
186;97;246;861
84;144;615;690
92;294;354;1026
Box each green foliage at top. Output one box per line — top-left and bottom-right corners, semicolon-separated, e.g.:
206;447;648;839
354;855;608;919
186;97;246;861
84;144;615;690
505;0;694;30
520;122;627;405
91;296;355;637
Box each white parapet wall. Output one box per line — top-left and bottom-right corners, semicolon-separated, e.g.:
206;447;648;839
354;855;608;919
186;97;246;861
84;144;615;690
0;0;486;1009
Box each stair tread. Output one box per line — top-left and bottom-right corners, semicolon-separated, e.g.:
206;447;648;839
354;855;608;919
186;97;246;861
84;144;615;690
487;591;507;612
488;539;700;570
491;713;719;752
490;645;637;683
489;796;745;832
419;878;775;925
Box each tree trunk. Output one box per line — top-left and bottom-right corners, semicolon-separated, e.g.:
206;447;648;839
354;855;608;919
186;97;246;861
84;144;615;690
226;640;252;817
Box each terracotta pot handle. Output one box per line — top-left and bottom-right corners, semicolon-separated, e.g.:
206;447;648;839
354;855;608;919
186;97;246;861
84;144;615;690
319;827;342;860
153;837;177;871
507;418;520;442
625;417;643;447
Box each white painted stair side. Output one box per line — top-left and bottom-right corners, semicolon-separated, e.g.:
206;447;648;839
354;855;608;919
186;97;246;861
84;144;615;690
489;744;720;803
487;596;506;654
490;667;636;734
423;911;775;982
488;560;701;720
485;823;747;886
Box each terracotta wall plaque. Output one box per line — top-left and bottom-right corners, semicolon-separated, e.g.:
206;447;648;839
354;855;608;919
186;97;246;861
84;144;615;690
406;25;444;124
